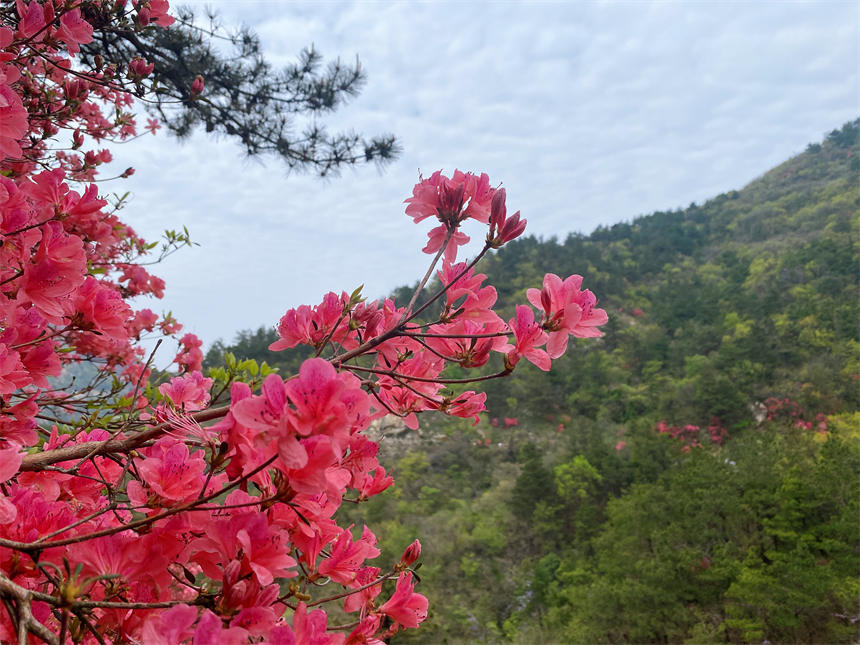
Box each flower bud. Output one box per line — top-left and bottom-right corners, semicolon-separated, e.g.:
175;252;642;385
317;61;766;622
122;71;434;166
400;539;421;566
191;75;204;97
488;187;506;236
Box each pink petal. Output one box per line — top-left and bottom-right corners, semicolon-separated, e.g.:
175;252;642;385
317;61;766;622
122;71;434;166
0;494;16;524
546;331;570;359
277;434;308;470
0;442;22;482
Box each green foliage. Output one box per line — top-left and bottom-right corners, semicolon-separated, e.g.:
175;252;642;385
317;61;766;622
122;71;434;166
477;119;860;425
204;326;312;399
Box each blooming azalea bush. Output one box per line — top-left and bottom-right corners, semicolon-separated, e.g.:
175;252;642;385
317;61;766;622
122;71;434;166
0;2;607;643
761;396;829;432
656;397;831;453
655;418;729;452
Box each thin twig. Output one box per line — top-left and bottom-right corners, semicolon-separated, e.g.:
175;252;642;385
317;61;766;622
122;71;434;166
343;363;512;385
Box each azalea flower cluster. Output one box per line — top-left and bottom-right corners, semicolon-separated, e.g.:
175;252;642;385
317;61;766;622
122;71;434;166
762;397;828;432
656;418;729;451
270;178;607;430
0;2;607;644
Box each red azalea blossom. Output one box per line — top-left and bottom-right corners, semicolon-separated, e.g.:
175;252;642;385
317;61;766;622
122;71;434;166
405;169;496;262
527;273;609;358
506;305;550;371
378;571;429;629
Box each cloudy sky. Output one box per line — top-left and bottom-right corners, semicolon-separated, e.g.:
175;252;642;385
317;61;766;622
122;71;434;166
107;1;858;359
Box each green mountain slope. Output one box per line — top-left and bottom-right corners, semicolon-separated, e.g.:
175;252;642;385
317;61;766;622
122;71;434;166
474;118;859;427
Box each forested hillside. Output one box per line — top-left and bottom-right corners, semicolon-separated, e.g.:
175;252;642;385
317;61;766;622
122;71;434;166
206;120;859;643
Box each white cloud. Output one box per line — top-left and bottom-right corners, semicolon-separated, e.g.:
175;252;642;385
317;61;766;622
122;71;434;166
108;0;858;347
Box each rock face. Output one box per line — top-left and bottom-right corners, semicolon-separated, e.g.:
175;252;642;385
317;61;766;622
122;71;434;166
750;401;767;424
366;414;411;441
366;414;427;460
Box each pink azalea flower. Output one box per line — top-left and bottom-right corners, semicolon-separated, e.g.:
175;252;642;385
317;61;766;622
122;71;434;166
230;606;280;639
318;525;381;585
288;602;346;645
135;436;208;503
146;0;175;26
174;333;204;373
375;354;445;429
342;434;381;486
66;526;177;598
235;521;298;586
73;277;133;339
15;1;48;40
285;358;352;439
18;338;61;387
119;264;164;297
344;614;384;645
0;344;30;396
526;273;608;358
19;221;87;320
0;486;76;574
158;370;213;412
358;466;394;500
21;428;124;509
133;0;175;27
0;83;28;158
285;435;350;500
128;308;159;339
378;571;428;629
425;319;506;369
0;493;16;525
128;57;155;79
0;395;38;446
271;292;349;351
436;261;504;325
56;9;93;55
505;305;550;371
405;170;497;263
188;505;297;588
422;224;469;263
442;391;486;425
140;604;198;645
193;609;249;645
